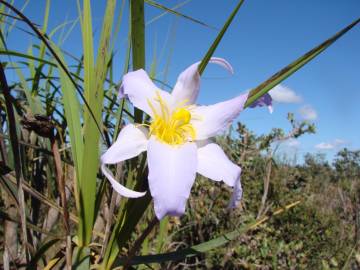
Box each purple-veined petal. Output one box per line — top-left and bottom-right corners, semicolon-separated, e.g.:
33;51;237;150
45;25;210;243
147;137;197;220
228;179;243;208
191;92;249;140
197;142;241;187
171;57;233;105
120;69;173;117
249;93;273;113
101;164;146;198
101;124;148;165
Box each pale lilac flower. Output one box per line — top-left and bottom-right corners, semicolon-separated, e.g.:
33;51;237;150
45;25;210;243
249;93;273;113
101;57;272;220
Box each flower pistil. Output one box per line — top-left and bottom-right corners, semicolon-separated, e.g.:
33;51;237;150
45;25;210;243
148;91;196;145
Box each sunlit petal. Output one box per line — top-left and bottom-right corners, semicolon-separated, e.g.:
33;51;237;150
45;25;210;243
147;137;197;219
197;142;241;187
120;69;173;116
191;92;249;140
101;164;146;198
101;124;148;164
172;57;233;105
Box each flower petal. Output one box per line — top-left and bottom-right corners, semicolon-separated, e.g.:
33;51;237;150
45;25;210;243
191;92;249;140
249;93;273;113
101;164;146;198
197;142;241;187
120;69;173;116
171;57;233;105
147;137;197;219
228;179;243;208
101;124;148;165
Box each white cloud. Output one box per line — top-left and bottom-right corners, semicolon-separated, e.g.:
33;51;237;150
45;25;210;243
278;139;300;152
299;105;318;120
269;85;302;103
315;142;334;150
286;138;300;148
334;139;346;145
315;139;346;150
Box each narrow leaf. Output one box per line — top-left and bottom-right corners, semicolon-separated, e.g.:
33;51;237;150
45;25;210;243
131;0;146;123
245;17;360;108
145;0;216;30
198;0;244;75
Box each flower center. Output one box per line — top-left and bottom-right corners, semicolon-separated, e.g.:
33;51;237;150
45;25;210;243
147;92;196;145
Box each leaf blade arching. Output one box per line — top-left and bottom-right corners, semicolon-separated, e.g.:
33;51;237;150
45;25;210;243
198;0;245;75
245;17;360;108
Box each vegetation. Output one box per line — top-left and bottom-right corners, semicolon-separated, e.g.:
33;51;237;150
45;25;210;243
0;1;359;269
168;122;360;269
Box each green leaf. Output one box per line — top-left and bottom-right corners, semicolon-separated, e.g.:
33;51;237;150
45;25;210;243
245;17;360;108
13;62;43;114
198;0;244;75
0;49;57;66
53;46;84;181
5;0;29;36
76;0;97;248
131;0;146;123
0;0;103;135
72;246;91;270
145;0;216;30
77;0;117;248
30;0;50;96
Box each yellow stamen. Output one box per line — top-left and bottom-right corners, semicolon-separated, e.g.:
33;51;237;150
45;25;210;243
147;91;196;145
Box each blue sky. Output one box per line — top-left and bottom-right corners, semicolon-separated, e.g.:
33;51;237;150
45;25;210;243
5;0;360;162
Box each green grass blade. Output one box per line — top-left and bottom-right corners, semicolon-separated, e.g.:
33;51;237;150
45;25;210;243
77;0;94;106
54;46;84;181
245;17;360;108
26;45;35;79
0;0;104;137
198;0;244;75
76;0;96;247
72;246;90;270
146;0;191;26
155;216;169;253
0;49;84;84
77;0;116;247
109;0;126;54
29;0;50;95
49;17;79;39
102;2;148;267
0;3;6;34
39;0;50;59
95;0;116;93
6;0;29;36
112;24;132;140
131;0;146;123
145;0;216;30
0;26;7;48
13;62;43;114
0;49;57;66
